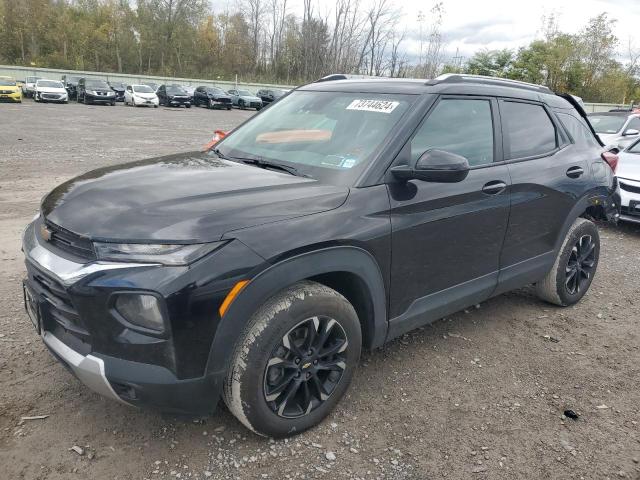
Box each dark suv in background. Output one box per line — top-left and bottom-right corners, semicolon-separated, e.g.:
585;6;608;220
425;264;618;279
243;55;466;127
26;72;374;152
108;81;127;102
157;84;191;108
257;88;286;105
22;74;618;438
77;78;116;105
193;86;232;109
61;75;81;100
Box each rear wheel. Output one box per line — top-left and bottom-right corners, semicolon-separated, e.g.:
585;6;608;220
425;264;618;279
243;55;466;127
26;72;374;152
536;217;599;306
224;281;361;438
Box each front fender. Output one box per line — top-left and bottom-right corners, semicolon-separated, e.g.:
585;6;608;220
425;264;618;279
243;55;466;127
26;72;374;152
204;246;388;380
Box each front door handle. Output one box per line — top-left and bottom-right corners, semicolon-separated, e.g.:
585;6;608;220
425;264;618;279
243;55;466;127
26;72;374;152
482;180;507;195
566;166;584;178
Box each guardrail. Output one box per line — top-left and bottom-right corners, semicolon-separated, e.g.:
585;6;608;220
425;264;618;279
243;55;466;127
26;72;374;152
582;102;635;113
0;65;296;92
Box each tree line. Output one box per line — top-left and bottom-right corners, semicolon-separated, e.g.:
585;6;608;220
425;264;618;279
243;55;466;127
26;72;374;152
0;1;638;103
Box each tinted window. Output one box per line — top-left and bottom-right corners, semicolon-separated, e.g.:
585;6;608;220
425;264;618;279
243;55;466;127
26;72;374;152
502;101;557;158
557;113;600;148
628;139;640;154
85;80;109;89
410;99;494;166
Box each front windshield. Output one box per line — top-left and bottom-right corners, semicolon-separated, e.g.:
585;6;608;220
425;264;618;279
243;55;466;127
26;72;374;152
167;86;187;95
216;90;415;183
238;90;252;96
0;79;16;86
144;83;158;90
133;85;154;93
208;87;225;94
589;115;627;134
37;80;63;88
86;80;109;89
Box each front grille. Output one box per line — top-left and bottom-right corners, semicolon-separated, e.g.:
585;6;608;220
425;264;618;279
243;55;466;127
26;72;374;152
219;98;231;104
250;102;261;108
45;220;96;260
619;181;640;195
0;90;13;94
42;93;62;99
27;264;88;337
621;205;640;216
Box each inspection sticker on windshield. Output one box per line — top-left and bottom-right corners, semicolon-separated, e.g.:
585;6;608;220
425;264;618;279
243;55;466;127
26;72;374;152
346;99;399;114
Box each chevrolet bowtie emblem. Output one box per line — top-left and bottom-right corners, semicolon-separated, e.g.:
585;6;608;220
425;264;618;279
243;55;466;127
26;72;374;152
302;362;312;369
40;224;53;242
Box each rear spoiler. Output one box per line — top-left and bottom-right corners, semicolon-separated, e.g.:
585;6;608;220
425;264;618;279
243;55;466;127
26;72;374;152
557;93;605;147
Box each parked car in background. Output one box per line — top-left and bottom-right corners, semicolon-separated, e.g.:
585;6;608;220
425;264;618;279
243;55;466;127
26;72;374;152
588;112;640;149
124;84;159;108
22;76;42;98
193;86;232;109
256;88;286;105
616;138;640;224
157;84;191;108
34;79;68;103
62;75;81;100
179;85;195;101
21;74;618;438
0;76;23;103
141;82;159;92
227;88;262;110
77;78;116;105
109;81;127;102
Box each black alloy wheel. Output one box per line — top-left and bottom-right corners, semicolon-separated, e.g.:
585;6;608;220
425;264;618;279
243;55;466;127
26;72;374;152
565;234;596;295
264;316;348;419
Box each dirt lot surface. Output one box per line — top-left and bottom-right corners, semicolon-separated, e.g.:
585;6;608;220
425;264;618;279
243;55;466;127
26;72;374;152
1;100;640;480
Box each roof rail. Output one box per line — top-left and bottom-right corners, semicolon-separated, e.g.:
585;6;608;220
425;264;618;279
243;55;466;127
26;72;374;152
314;73;384;83
426;74;553;94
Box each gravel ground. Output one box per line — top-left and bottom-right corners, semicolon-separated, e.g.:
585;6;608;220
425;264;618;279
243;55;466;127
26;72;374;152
1;100;640;480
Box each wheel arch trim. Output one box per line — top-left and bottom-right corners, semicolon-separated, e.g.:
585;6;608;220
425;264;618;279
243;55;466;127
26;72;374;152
204;246;388;378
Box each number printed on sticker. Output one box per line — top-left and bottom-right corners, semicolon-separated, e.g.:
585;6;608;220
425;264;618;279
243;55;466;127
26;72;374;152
346;99;399;114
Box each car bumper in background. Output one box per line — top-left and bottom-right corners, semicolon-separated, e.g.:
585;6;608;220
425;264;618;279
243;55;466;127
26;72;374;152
618;177;640;223
0;91;22;102
86;93;115;103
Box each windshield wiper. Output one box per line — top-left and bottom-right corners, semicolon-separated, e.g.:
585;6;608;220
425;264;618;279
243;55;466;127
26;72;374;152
234;156;309;177
212;147;229;160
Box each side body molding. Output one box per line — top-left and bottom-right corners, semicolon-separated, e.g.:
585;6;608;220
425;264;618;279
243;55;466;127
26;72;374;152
204;246;388;377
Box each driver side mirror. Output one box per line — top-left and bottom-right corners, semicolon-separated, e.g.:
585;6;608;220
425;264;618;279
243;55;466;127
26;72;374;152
623;128;639;136
391;149;470;183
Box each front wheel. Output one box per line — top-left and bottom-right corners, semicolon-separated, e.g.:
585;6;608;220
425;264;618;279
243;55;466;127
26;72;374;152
536;217;600;306
224;281;361;438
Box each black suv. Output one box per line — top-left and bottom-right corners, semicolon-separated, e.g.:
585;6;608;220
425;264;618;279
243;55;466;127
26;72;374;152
77;78;116;105
157;84;191;108
22;75;618;438
193;86;233;109
257;88;286;105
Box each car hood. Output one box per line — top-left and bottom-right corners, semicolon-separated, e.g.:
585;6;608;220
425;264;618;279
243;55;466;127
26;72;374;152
240;95;261;102
41;151;349;243
0;85;19;92
210;94;231;100
37;87;66;93
134;92;157;98
617;151;640;181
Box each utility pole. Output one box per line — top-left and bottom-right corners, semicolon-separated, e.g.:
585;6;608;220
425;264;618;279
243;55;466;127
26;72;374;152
417;10;425;70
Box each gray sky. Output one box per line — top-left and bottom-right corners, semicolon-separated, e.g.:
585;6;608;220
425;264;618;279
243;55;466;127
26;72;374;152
212;0;640;62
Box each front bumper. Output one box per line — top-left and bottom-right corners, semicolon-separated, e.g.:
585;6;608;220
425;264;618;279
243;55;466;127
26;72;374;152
0;91;22;102
37;92;68;102
21;218;265;414
86;92;115;103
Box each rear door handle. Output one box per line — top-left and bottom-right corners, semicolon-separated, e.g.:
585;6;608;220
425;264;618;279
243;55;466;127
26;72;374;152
482;180;507;195
566;166;584;178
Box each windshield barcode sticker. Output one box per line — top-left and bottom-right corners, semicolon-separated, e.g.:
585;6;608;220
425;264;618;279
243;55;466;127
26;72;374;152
346;99;399;114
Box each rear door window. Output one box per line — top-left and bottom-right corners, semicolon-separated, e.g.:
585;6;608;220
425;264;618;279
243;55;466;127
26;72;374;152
410;98;494;166
501;101;557;159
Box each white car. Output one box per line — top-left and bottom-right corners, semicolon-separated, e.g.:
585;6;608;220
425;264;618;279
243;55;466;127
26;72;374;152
588;112;640;149
23;76;42;98
125;84;159;108
616;138;640;224
34;79;68;103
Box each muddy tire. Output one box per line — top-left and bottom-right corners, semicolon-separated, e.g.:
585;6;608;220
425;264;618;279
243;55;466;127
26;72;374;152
223;281;361;438
536;217;600;306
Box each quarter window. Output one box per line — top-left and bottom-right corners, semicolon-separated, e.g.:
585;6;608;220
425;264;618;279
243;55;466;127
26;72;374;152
557;113;600;148
626;117;640;133
410;99;494;166
501;101;557;159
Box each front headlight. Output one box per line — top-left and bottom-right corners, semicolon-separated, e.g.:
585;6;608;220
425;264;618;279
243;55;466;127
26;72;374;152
93;241;226;265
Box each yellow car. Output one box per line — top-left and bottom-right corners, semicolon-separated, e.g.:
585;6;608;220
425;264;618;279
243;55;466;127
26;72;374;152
0;76;23;103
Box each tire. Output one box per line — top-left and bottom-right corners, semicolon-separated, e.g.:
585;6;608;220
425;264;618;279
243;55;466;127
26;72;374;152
224;281;361;438
239;100;245;110
110;102;115;106
227;105;231;111
186;104;191;108
536;217;600;306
